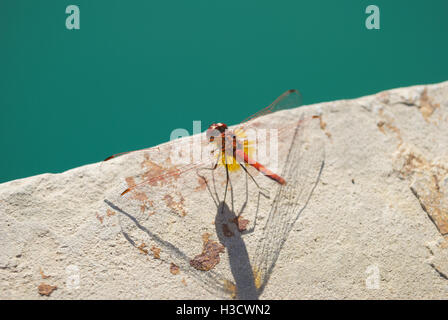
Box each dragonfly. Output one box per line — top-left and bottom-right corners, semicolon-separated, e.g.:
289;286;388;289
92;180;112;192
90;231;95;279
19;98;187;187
102;90;325;299
104;89;312;204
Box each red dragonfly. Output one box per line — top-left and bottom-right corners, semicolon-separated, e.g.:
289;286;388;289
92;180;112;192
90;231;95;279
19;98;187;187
102;90;324;298
104;89;310;200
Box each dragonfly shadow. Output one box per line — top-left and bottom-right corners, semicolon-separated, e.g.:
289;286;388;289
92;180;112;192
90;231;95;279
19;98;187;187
103;199;236;299
212;155;324;299
215;201;259;300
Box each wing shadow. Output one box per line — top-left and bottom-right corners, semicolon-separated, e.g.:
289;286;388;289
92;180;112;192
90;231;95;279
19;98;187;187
104;199;235;299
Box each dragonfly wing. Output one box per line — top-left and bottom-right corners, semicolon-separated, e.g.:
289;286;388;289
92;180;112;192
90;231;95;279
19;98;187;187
102;131;219;194
240;89;303;127
103;128;212;163
103;142;238;298
251;115;325;295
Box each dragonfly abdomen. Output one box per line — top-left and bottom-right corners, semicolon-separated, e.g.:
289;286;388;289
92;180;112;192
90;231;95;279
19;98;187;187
234;149;286;185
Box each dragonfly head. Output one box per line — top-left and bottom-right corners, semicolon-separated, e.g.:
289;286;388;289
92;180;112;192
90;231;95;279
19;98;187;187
206;123;227;143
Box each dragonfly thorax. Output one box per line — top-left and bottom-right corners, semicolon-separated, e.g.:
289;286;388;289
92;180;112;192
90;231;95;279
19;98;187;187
206;122;240;158
206;123;228;143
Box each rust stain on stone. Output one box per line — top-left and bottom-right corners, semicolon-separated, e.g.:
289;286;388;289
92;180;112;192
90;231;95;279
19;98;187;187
419;88;440;121
137;243;149;255
202;233;210;243
150;246;161;259
141;154;166;186
377;118;402;144
195;176;207;192
170;263;180;275
96;213;104;224
401;153;426;175
132;191;148;202
140;153;182;187
140;201;155;215
106;209;116;217
313;114;331;139
39;268;50;279
163;194;187;217
38;283;57;296
190;233;225;271
125;176;136;188
440;239;448;249
124;177;148;201
124;176;156;215
232;216;249;232
396;146;448;235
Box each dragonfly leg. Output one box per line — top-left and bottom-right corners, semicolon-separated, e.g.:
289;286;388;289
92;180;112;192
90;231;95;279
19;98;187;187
221;163;230;215
195;154;221;206
236;163;249;217
240;191;262;235
239;163;270;199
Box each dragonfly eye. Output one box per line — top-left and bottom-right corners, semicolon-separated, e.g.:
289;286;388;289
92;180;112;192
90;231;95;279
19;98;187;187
206;123;227;143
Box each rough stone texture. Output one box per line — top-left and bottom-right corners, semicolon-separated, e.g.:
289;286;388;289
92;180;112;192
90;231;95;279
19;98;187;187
1;82;448;299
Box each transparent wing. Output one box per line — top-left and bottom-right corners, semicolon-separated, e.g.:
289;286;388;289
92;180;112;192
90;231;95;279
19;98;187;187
102;130;210;163
102;89;303;196
102;139;241;298
239;89;303;129
101;133;219;197
252;115;326;295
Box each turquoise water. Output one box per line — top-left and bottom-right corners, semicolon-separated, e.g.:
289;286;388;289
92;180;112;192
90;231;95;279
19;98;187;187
1;0;447;183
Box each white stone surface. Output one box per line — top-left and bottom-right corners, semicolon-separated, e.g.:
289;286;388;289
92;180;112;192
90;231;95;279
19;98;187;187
1;82;448;299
